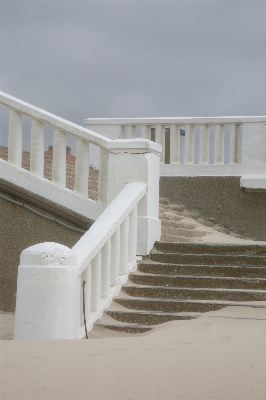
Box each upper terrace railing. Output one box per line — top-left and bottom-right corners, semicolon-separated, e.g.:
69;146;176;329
0;91;161;339
85;117;266;175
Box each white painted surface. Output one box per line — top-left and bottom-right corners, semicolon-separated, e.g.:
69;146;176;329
30;119;44;177
242;123;266;164
240;175;266;191
160;163;266;176
14;243;79;340
0;159;104;221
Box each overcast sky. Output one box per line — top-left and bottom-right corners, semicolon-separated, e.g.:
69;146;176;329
0;0;266;150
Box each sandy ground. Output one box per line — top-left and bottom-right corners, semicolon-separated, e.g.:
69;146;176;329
1;305;266;400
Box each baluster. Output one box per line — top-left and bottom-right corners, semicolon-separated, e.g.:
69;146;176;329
80;265;91;327
90;252;101;311
30;119;44;177
101;239;111;298
141;125;151;140
155;125;165;163
110;227;120;286
127;125;136;139
128;206;137;262
74;138;89;197
199;124;210;164
120;216;129;274
230;124;240;164
98;148;109;206
170;124;181;164
52;128;66;187
8;109;22;167
184;124;195;164
214;124;224;164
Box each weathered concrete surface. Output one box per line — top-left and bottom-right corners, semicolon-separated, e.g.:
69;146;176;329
160;176;266;241
0;194;84;312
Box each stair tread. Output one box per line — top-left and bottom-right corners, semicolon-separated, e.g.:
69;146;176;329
115;297;266;306
106;310;202;316
124;284;266;293
131;271;266;281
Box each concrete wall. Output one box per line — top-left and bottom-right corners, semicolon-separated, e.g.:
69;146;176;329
0;195;84;312
160;176;266;241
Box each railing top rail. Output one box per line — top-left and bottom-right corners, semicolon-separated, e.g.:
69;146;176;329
0;92;160;154
85;116;266;125
72;181;146;273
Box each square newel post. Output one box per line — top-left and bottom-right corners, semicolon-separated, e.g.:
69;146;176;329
106;143;161;256
242;123;266;164
14;242;79;340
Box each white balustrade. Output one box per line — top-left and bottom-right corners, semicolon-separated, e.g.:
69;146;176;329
155;124;165;163
170;124;181;164
52;128;66;187
127;125;136;139
214;124;224;164
199;124;209;164
119;216;129;274
30;119;44;177
74;138;89;197
8;109;22;167
110;227;120;286
91;252;101;312
101;239;111;298
230;124;240;164
184;124;195;164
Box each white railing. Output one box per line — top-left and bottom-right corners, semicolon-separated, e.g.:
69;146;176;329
85;117;266;176
0;92;160;220
0;92;162;339
14;182;145;339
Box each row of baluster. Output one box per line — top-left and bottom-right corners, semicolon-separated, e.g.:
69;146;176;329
122;123;241;164
76;206;137;328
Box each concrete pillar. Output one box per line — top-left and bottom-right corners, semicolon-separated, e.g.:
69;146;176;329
214;124;224;164
128;206;137;262
119;216;129;274
30;119;44;177
170;124;181;164
74;138;89;197
52;128;66;187
155;125;165;163
199;124;209;164
8;109;22;167
90;252;101;311
101;239;111;298
110;228;120;286
14;242;79;340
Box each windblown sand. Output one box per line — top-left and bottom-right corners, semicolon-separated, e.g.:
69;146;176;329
1;305;266;400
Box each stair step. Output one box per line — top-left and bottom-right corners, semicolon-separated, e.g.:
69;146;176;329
150;252;266;266
122;285;266;302
114;297;266;313
154;242;266;255
105;310;200;325
95;322;153;333
161;227;208;237
161;219;198;229
130;272;266;290
138;262;266;278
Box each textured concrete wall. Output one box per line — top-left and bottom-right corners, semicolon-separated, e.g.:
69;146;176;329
160;176;266;241
0;195;83;312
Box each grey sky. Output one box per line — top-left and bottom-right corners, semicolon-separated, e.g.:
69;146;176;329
0;0;266;151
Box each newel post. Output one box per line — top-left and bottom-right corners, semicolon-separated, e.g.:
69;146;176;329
14;242;79;340
106;143;161;255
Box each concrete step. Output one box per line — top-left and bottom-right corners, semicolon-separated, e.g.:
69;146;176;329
160;235;193;243
122;285;266;302
154;242;266;255
161;219;198;229
114;297;266;313
150;252;266;266
159;212;183;222
161;226;208;237
138;262;266;278
105;310;200;325
95;322;153;333
130;272;266;290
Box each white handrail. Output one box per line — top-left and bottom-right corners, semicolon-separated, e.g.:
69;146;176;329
73;182;146;273
0;91;160;154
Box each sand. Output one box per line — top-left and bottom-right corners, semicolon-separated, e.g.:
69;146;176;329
1;305;266;400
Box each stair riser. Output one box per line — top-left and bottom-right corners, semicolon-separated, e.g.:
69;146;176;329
130;274;266;290
138;264;266;278
154;242;266;255
123;287;266;302
105;311;197;325
114;299;232;313
150;253;266;266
